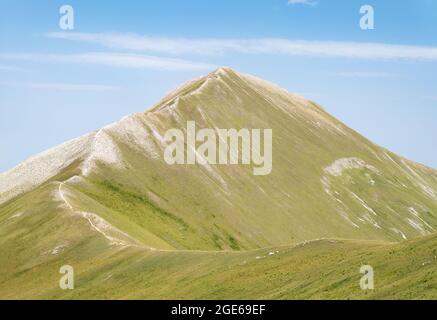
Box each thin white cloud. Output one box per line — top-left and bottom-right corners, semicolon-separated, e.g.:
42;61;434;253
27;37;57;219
45;32;437;61
0;65;32;72
0;52;215;71
333;72;395;78
0;81;120;91
288;0;318;6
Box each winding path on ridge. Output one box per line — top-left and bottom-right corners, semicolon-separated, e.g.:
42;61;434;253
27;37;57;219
57;181;247;254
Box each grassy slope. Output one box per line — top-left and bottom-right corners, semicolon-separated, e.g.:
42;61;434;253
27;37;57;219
48;235;435;300
0;182;434;299
1;220;435;299
62;68;437;251
1;68;437;299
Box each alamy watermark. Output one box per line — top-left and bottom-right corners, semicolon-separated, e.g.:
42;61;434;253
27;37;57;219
163;121;272;176
59;265;74;290
59;5;74;30
360;5;374;30
359;265;374;290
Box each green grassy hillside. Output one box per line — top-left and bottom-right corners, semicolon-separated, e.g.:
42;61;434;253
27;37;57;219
61;67;437;250
0;67;436;299
0;181;435;299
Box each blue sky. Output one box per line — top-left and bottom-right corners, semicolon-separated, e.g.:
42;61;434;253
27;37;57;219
1;0;437;172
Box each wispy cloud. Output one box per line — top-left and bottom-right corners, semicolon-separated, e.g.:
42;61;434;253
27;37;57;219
287;0;318;6
0;65;32;72
0;52;215;71
333;72;395;78
46;32;437;61
0;81;120;92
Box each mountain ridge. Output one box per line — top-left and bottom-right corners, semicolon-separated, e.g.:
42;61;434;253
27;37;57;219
1;67;437;299
1;67;437;250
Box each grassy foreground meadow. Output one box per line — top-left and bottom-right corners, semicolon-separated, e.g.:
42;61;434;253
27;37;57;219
1;233;435;299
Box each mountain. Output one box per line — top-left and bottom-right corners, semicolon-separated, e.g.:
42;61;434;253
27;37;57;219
0;67;436;299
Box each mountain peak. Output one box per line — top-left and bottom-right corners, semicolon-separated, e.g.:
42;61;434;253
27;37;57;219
2;69;437;253
150;67;238;113
212;66;235;75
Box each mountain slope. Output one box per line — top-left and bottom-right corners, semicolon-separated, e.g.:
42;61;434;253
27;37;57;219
1;179;435;299
1;231;436;299
1;67;437;299
1;67;437;254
